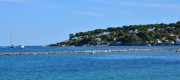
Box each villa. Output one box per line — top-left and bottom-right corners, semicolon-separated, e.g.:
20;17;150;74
176;39;180;45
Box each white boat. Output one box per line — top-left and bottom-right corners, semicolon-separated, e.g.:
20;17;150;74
10;31;25;49
19;44;25;49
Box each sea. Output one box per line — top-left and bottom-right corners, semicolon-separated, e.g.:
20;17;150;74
0;46;180;80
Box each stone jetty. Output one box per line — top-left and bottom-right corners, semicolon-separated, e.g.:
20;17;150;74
0;48;166;56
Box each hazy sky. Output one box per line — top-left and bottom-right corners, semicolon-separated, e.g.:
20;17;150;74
0;0;180;46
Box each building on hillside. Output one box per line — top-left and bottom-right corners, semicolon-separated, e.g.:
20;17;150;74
170;34;179;38
129;29;139;34
93;38;102;45
154;39;162;45
148;27;155;31
175;39;180;45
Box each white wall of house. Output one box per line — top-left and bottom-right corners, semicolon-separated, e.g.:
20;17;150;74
176;39;180;45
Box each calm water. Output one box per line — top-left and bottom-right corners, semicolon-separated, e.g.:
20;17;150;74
0;46;180;80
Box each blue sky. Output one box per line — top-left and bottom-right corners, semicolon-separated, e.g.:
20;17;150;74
0;0;180;46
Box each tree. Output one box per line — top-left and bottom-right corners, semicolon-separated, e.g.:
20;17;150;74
79;36;93;45
94;29;104;34
176;21;180;24
129;34;142;42
69;34;75;40
122;34;141;45
53;21;180;46
165;28;174;33
100;34;113;42
148;31;156;38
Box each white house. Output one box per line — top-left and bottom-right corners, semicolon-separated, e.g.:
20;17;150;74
148;27;155;31
175;39;180;45
154;39;162;45
93;38;102;45
129;29;139;34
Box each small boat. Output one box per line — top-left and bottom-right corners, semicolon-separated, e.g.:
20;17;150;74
19;44;25;49
10;44;16;49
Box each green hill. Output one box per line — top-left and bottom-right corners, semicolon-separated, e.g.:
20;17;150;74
50;21;180;46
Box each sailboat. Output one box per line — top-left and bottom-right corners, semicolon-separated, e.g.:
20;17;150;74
10;31;25;49
10;31;16;49
10;44;16;49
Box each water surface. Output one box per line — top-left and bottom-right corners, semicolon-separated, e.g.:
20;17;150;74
0;46;180;80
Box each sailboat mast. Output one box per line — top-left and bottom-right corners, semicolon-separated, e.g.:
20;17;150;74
11;31;13;45
10;31;15;49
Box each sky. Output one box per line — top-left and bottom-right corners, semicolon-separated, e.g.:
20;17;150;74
0;0;180;46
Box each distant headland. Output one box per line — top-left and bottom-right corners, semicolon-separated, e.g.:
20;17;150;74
49;21;180;46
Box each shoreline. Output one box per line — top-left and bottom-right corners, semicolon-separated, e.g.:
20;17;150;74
0;48;167;56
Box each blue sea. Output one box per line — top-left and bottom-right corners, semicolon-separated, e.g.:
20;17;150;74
0;46;180;80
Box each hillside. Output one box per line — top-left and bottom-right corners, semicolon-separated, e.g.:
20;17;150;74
50;21;180;46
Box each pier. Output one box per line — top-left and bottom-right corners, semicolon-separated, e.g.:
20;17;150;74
0;48;167;56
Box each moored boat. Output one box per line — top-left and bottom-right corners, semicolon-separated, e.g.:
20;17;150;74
10;44;16;49
19;44;25;49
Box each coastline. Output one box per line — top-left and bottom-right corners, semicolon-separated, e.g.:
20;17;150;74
0;48;167;56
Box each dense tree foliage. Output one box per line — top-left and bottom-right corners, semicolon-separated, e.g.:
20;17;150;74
52;21;180;46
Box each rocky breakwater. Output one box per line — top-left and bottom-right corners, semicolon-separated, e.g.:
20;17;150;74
0;48;166;56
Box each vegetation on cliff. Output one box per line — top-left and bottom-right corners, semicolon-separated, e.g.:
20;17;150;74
50;21;180;46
